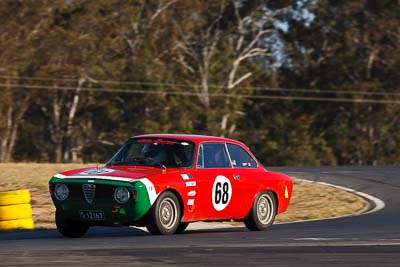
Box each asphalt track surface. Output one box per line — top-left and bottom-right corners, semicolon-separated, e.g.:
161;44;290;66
0;166;399;266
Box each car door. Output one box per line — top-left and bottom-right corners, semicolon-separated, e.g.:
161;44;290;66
192;142;242;221
225;143;260;218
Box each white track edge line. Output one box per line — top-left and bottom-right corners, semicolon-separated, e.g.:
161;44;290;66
299;179;386;215
274;178;386;225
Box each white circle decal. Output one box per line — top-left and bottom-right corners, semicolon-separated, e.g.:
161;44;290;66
212;175;232;211
80;168;115;175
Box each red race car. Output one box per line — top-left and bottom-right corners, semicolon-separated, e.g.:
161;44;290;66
49;134;293;237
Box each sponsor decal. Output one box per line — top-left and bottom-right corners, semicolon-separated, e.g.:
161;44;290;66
187;199;195;206
212;175;232;211
185;181;196;187
181;174;192;180
187;190;196;197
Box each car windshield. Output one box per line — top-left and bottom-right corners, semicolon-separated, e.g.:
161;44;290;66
107;138;196;168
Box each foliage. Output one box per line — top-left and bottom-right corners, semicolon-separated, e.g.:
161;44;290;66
278;0;400;165
0;0;398;165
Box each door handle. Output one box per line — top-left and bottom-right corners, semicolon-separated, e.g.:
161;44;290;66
233;174;240;180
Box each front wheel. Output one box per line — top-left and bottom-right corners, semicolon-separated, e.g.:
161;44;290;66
145;191;181;235
55;210;89;238
175;222;189;234
244;191;276;231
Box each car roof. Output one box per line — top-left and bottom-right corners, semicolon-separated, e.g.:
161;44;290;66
132;134;245;146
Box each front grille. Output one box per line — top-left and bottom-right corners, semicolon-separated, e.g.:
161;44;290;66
82;184;96;203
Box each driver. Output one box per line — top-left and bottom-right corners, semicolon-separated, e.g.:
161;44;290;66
142;144;167;164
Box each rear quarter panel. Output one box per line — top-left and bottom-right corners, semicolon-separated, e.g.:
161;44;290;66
240;168;293;217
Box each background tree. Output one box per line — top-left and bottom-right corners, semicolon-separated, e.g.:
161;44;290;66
279;0;400;165
0;0;398;165
0;1;50;161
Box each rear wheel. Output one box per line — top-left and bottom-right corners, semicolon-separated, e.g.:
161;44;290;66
145;191;181;235
55;210;89;238
244;191;276;231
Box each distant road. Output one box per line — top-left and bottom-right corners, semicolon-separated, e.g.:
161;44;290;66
0;166;399;266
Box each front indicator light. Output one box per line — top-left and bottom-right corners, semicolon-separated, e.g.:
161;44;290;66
131;189;138;200
114;187;130;204
54;184;69;201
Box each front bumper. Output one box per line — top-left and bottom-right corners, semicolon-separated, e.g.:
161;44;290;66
49;177;153;226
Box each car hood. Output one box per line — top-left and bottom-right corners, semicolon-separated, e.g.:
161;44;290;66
54;166;166;182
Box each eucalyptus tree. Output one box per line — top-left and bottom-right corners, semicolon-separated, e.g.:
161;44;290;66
278;0;400;165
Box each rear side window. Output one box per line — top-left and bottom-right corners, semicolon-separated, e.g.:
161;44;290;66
198;143;231;168
226;143;257;168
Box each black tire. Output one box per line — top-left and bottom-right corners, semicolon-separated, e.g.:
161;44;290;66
175;222;189;234
145;191;181;235
55;210;89;238
244;191;276;231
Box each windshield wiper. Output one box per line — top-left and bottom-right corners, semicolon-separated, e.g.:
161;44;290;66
108;158;145;166
145;157;167;170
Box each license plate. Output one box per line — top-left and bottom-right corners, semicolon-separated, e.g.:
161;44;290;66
79;210;105;221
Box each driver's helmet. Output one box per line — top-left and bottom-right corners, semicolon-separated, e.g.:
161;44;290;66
142;144;166;162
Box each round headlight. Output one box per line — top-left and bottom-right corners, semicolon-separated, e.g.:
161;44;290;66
54;184;69;201
114;187;130;204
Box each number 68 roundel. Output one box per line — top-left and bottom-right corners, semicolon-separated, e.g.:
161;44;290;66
212;175;232;211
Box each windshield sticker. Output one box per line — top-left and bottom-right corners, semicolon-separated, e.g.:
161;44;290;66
136;139;154;144
155;139;177;144
137;138;178;145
